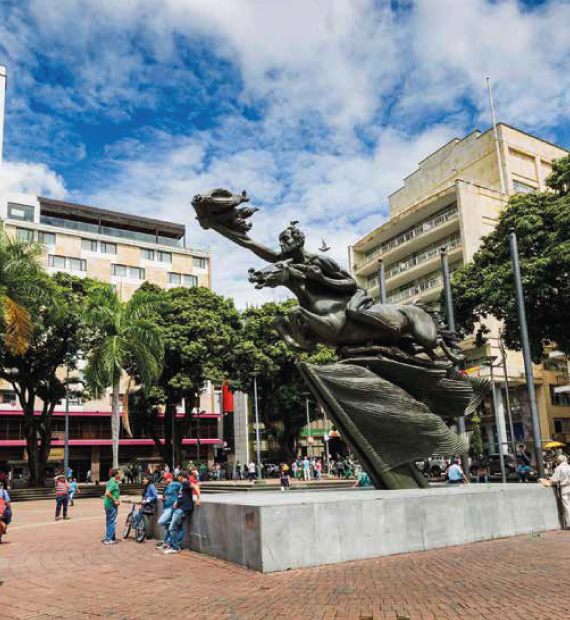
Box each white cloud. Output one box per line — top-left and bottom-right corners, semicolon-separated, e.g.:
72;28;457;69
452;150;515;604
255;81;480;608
0;160;67;199
1;0;570;307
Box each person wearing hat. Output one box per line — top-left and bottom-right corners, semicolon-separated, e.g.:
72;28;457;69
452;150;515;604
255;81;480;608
539;454;570;528
54;473;70;521
155;472;181;550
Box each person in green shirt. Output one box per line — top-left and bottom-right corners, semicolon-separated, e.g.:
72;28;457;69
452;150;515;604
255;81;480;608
353;470;373;488
103;469;122;544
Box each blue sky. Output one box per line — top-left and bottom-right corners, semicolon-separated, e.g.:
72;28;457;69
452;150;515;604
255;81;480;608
1;0;570;306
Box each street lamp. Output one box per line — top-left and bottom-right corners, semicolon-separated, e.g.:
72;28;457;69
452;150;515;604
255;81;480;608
251;372;262;480
497;334;517;455
482;356;507;483
305;397;311;457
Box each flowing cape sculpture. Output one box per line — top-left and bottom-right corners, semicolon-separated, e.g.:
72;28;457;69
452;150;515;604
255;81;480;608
192;189;489;489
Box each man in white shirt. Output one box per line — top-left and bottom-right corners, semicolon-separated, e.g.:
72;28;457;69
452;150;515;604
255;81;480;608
540;454;570;528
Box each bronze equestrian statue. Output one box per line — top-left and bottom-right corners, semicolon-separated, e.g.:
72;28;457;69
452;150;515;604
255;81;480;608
192;188;487;490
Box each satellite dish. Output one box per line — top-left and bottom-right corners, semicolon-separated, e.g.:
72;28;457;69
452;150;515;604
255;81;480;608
319;238;331;252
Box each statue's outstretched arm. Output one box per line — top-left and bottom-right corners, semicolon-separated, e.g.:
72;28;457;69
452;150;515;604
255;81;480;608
206;222;281;263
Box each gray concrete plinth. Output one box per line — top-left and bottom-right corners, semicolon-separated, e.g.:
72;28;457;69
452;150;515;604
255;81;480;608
152;485;562;572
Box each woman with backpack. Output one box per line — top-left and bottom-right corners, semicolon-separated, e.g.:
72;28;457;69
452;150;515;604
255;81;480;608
0;482;12;543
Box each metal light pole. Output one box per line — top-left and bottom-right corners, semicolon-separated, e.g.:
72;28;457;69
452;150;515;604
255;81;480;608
321;406;331;475
498;335;517;455
508;230;545;477
305;397;311;458
485;358;507;483
440;248;468;474
252;372;262;480
64;364;70;478
377;258;387;304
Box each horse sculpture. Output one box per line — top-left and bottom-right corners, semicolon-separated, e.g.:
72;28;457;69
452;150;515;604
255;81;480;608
248;259;462;363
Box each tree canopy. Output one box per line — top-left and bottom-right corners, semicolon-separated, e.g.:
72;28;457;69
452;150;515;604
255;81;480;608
450;154;570;362
232;300;336;460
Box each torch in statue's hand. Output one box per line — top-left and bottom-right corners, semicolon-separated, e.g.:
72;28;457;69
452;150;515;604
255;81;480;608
192;188;258;239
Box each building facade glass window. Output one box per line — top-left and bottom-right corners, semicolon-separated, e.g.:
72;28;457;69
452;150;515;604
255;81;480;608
16;228;34;241
81;238;98;252
112;264;145;279
193;256;207;269
158;251;172;263
169;273;198;287
141;249;155;261
513;180;535;195
38;231;56;246
100;242;117;254
8;203;35;222
48;255;87;272
550;386;570;407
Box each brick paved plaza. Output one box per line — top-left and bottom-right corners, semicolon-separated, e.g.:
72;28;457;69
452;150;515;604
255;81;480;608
1;497;570;619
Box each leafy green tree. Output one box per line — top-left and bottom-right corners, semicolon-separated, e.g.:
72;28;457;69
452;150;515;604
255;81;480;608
232;300;337;461
128;285;242;468
0;274;89;486
84;284;164;470
0;227;46;354
450;154;570;362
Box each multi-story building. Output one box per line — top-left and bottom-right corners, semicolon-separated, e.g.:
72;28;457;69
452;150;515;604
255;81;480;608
0;192;223;482
352;124;569;455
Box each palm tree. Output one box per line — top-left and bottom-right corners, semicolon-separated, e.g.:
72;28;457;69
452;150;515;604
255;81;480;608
0;226;47;355
84;284;164;469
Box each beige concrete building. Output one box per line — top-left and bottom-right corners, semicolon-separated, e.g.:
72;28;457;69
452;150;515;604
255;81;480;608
352;124;570;455
0;192;224;480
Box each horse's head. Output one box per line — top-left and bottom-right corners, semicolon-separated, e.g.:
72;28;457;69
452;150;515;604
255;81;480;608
248;261;291;290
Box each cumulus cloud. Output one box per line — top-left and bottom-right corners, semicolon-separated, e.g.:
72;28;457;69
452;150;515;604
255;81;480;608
0;160;66;199
1;0;570;306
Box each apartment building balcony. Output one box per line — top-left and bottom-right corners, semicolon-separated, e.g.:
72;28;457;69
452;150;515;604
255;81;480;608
362;237;462;292
354;208;459;277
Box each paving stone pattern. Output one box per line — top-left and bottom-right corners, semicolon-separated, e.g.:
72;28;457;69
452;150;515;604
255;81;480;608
0;497;569;619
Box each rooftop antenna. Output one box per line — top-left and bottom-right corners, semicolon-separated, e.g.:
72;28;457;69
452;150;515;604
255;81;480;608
486;77;507;195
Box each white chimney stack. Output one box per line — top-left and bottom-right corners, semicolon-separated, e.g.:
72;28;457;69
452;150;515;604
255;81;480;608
0;65;6;164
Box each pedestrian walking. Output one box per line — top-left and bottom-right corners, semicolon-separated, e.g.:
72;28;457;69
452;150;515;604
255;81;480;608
69;477;80;506
315;458;322;482
247;461;256;482
55;473;70;521
102;469;121;544
280;463;290;491
302;456;311;482
540;454;570;528
0;482;12;542
291;460;298;480
86;469;92;483
164;471;201;555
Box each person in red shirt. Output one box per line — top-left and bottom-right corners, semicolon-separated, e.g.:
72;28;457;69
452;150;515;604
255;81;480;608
54;473;70;521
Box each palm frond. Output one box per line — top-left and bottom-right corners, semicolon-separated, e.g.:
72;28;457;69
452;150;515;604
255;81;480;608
3;296;32;355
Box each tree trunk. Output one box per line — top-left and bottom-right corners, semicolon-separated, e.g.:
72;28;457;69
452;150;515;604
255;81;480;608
179;395;198;467
111;380;120;470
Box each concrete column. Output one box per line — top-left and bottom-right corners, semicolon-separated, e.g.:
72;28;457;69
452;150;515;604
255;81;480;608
484;422;495;452
496;384;509;455
91;446;100;483
535;155;544;190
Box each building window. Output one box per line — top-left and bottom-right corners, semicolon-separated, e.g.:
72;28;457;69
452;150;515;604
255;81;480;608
193;256;207;269
513;180;535;195
550;386;570;407
8;203;34;222
112;264;145;279
16;228;34;241
158;251;172;263
48;255;87;272
168;273;198;287
141;249;155;261
101;242;117;255
38;231;56;246
0;390;16;404
82;239;98;252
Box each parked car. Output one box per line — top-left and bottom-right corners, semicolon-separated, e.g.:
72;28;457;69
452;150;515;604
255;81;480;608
415;455;451;478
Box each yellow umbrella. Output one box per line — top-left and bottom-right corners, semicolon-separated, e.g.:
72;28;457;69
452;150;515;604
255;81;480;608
543;441;566;449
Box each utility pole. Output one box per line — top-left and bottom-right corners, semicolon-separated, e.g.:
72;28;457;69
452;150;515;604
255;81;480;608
305;397;311;458
377;258;387;304
440;248;468;474
486;358;507;483
509;230;545;476
487;77;507;195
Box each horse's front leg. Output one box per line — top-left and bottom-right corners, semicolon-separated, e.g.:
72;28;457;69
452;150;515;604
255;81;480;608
274;312;315;352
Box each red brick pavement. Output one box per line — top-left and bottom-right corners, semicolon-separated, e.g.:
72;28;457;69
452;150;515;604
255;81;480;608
0;497;569;619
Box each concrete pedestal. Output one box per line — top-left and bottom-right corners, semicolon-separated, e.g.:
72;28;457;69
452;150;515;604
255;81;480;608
153;485;561;573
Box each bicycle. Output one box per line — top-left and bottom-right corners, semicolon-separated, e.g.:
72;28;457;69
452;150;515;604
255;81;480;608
122;501;148;543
